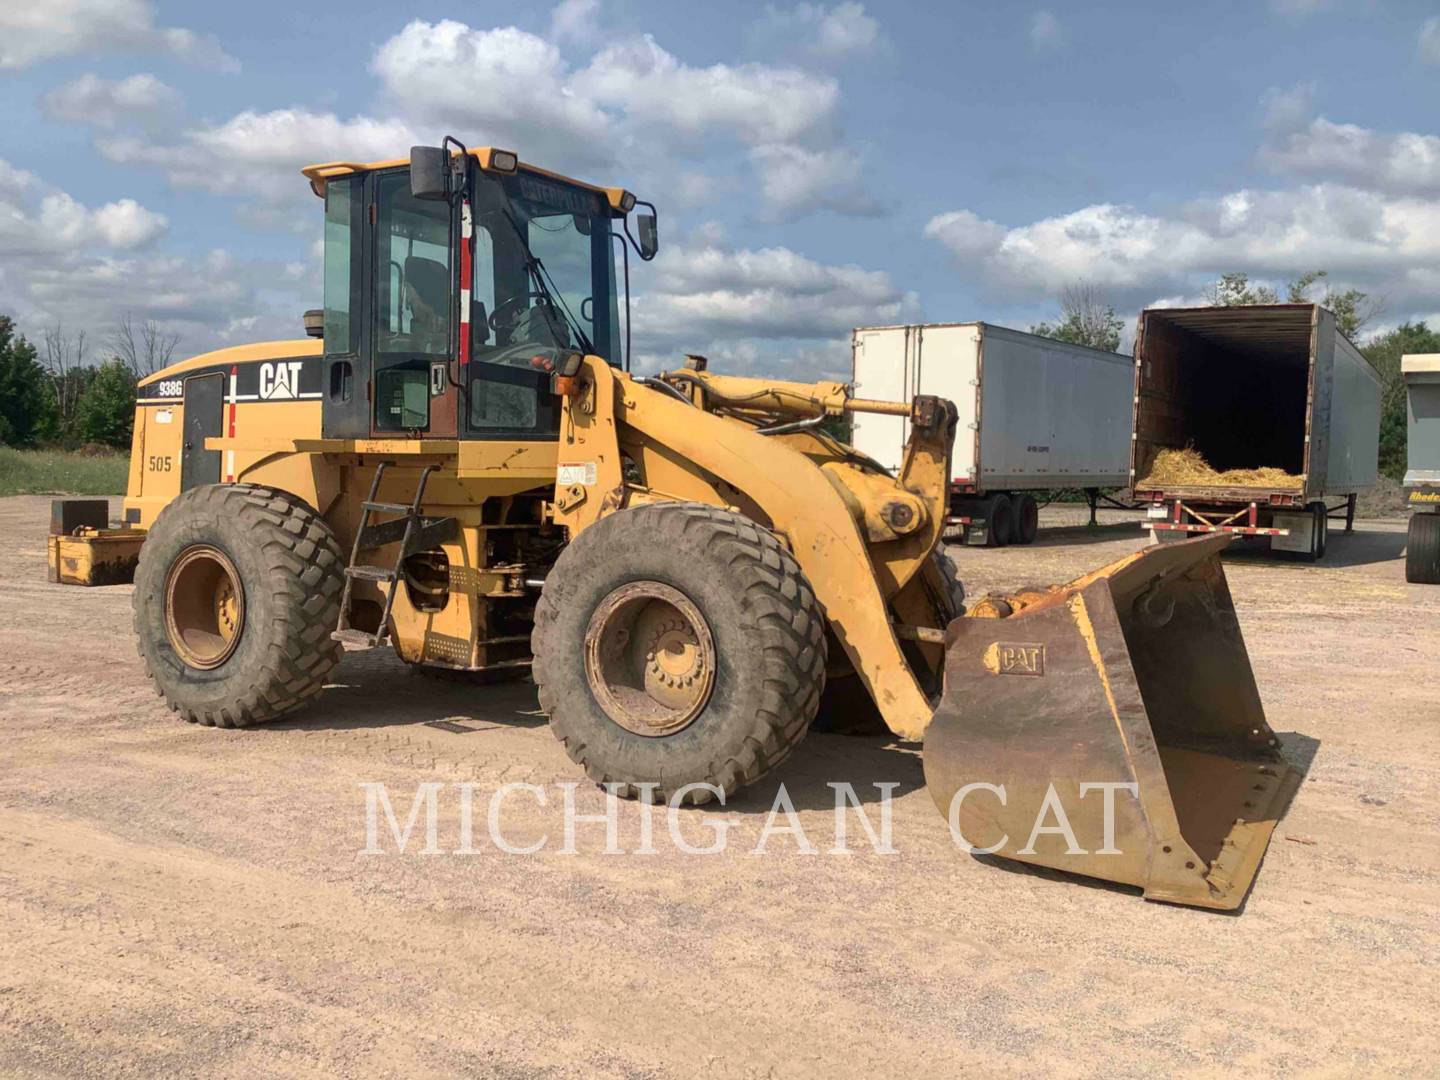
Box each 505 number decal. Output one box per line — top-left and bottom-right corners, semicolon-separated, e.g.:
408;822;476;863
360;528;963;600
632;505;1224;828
147;455;173;473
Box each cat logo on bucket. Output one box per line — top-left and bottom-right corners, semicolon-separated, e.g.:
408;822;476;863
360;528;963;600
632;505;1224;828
259;361;305;400
982;642;1045;676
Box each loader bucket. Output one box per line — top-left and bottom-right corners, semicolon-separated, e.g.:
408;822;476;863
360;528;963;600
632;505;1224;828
924;534;1300;910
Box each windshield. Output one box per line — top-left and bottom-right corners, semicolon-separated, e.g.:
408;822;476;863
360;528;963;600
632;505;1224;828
469;170;621;371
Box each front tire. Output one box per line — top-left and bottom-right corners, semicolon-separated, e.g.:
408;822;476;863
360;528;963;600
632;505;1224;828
133;484;345;727
532;503;826;803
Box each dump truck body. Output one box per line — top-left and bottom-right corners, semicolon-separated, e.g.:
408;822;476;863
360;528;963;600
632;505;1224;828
1403;353;1440;583
1132;304;1381;559
851;322;1133;546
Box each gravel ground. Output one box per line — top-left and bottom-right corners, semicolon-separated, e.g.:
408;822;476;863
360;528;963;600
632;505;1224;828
2;495;1437;1078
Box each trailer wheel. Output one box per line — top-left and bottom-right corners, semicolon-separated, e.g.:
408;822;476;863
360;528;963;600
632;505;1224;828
132;484;345;727
1014;494;1039;545
532;502;826;803
985;494;1015;547
1407;513;1440;584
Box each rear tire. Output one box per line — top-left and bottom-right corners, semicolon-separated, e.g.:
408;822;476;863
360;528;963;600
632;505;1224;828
1014;494;1039;545
532;503;826;803
985;494;1015;547
1407;513;1440;584
133;484;345;727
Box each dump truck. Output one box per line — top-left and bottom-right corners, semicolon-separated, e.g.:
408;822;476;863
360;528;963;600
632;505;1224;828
46;141;1299;910
851;323;1134;546
1132;304;1381;560
1404;353;1440;584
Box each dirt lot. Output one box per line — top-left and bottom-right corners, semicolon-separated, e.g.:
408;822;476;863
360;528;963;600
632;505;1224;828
2;496;1437;1078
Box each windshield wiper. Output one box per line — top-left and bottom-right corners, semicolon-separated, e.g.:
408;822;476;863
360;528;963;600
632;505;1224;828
490;205;596;356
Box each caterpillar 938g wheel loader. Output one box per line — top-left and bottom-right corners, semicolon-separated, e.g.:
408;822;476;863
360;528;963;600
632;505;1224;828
53;141;1298;910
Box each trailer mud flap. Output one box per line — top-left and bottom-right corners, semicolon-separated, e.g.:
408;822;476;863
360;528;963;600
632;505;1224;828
923;534;1300;910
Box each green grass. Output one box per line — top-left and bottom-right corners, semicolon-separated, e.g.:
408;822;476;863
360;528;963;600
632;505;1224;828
0;447;129;496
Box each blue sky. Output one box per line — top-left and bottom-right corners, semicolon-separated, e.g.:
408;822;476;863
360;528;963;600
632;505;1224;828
2;0;1439;378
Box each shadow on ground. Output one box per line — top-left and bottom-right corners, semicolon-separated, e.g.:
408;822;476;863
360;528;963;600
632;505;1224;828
1219;527;1406;569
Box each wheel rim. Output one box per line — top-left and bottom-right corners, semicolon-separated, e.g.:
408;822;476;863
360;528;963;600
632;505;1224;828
583;581;716;737
164;544;245;669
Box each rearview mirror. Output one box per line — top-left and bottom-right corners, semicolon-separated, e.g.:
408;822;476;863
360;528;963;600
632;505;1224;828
637;211;658;260
410;145;449;201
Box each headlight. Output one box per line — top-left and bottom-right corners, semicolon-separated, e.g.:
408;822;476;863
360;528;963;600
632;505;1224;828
619;190;636;212
489;149;518;173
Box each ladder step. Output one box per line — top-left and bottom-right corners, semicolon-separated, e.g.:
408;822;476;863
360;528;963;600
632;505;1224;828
345;565;396;582
363;501;415;515
332;628;388;648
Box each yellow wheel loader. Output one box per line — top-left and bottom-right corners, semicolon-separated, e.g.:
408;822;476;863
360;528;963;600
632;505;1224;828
53;141;1298;909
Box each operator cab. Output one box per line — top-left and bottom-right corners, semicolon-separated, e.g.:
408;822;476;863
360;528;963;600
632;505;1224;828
307;142;656;441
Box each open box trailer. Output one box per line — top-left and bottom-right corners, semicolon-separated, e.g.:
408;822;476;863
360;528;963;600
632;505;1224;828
1403;353;1440;583
1131;304;1381;561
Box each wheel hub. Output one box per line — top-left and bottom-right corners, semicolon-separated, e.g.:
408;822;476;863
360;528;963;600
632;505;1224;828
164;544;245;670
584;582;715;737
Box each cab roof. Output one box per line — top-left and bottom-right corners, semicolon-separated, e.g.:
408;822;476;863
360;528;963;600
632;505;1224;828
300;146;634;215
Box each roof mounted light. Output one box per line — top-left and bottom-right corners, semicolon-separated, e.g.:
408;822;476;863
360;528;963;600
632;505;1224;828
489;149;518;173
618;190;637;213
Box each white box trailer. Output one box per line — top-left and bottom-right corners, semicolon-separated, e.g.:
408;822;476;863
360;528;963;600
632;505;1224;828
850;322;1134;545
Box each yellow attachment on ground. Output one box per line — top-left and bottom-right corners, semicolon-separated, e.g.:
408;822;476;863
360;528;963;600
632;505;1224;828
924;534;1300;910
48;527;144;586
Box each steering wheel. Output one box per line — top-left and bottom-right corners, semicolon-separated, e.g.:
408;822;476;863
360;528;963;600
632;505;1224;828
490;291;553;333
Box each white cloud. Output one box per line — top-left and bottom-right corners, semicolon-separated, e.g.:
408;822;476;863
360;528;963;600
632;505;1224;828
1029;10;1062;51
98;110;418;203
42;73;180;129
754;3;882;62
0;162;309;357
574;35;839;147
1269;0;1332;15
1259;81;1316;132
0;0;237;71
633;225;917;356
94;16;872;232
368;20;863;218
549;0;600;45
748;143;880;221
1263;116;1440;195
0;158;167;256
372;20;609;166
1420;17;1440;66
924;183;1440;311
1258;86;1440;196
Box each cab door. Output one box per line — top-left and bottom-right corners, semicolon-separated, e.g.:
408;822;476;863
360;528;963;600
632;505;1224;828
370;169;458;438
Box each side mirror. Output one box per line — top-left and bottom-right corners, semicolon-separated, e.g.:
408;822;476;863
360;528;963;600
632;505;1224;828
410;145;449;201
636;211;658;260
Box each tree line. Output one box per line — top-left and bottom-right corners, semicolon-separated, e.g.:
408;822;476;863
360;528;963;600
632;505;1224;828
1028;271;1433;483
0;315;178;452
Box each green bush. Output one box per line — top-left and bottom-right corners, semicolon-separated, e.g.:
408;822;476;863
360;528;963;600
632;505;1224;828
0;316;54;447
73;358;138;449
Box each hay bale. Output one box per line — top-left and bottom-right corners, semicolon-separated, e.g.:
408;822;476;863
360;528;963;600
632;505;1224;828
1137;446;1303;490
